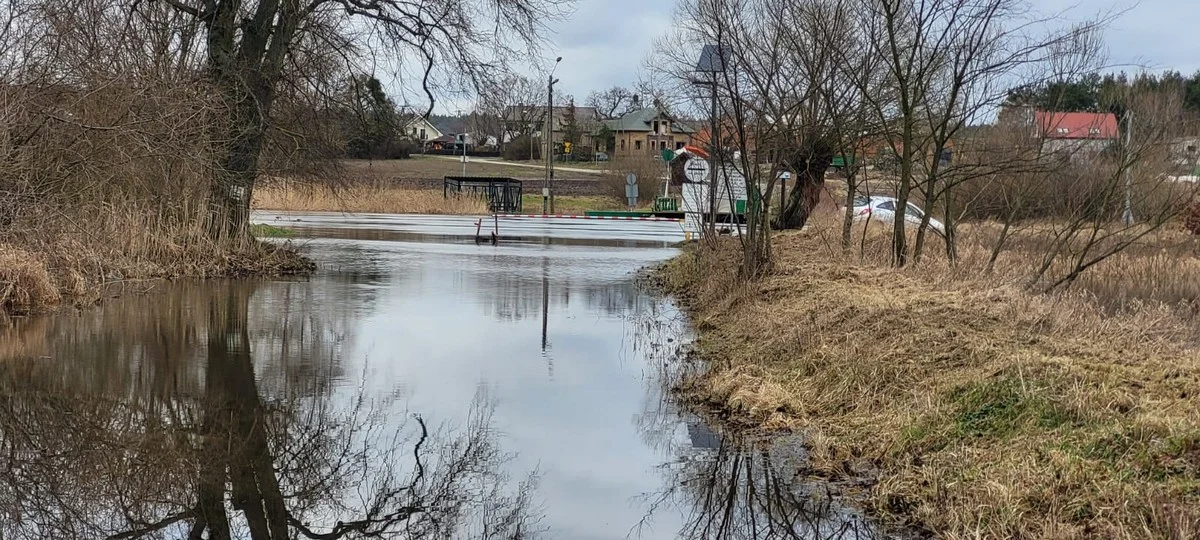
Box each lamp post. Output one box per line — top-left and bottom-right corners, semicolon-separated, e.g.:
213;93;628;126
693;44;725;237
544;56;562;214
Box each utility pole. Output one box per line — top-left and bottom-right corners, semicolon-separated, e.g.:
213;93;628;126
458;109;466;176
1122;109;1134;226
707;70;719;237
694;43;725;238
544;56;562;214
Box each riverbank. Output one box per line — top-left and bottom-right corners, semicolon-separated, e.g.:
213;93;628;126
657;228;1200;537
0;225;310;316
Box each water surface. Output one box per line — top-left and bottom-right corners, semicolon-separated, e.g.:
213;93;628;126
0;212;880;539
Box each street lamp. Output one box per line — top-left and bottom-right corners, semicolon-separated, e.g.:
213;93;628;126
693;45;725;236
544;56;562;214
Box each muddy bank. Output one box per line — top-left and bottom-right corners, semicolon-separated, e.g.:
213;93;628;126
654;233;1200;538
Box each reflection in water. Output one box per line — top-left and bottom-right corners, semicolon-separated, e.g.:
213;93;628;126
633;306;884;540
2;217;887;539
0;281;539;539
649;435;881;540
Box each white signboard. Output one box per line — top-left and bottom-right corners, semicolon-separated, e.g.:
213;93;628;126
680;166;748;235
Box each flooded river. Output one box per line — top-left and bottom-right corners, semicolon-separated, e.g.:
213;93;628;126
0;212;880;539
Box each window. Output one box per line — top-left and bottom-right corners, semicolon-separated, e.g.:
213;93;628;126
853;196;870;207
1088;127;1101;136
652;121;660;134
1056;127;1069;134
635;140;642;150
676;141;685;150
1188;145;1197;153
620;139;626;150
877;201;896;211
419;128;426;140
905;203;924;219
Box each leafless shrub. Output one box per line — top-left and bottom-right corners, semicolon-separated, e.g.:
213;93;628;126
600;156;666;205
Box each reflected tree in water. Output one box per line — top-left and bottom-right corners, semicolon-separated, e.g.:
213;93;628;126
630;301;881;540
0;282;540;539
645;436;880;540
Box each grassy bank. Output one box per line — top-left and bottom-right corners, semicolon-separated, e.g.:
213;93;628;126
254;183;490;214
658;221;1200;537
518;194;629;214
255;182;631;215
1;213;310;316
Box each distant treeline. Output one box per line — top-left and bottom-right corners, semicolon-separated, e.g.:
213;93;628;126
1007;71;1200;116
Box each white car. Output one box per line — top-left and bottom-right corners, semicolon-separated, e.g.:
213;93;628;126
851;196;945;236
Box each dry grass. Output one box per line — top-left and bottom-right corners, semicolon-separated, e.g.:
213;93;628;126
659;215;1200;538
0;206;312;316
343;156;547;179
0;245;61;315
254;183;489;215
519;194;628;214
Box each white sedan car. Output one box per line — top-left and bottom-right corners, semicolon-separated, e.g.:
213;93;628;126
851;196;945;236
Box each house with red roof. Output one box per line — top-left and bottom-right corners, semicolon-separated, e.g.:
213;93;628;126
1034;110;1120;156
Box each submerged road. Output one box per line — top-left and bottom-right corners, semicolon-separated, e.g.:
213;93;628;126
252;210;689;246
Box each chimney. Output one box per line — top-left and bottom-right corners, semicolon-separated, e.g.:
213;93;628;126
631;95;641;108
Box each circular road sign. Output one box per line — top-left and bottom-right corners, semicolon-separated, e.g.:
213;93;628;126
685;158;710;183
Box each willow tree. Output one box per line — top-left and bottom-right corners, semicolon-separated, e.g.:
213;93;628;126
146;0;570;241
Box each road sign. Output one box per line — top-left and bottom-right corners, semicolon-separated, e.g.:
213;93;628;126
626;173;638;186
684;158;710;183
660;148;675;162
625;174;639;208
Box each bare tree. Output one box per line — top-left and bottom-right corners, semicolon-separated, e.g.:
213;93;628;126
127;0;572;241
585;86;637;119
847;0;1106;266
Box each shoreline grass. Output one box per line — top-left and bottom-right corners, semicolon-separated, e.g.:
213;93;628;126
657;217;1200;538
254;184;489;215
1;220;311;316
255;182;632;216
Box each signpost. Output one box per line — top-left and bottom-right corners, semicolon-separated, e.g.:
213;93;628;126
684;158;710;184
625;173;639;209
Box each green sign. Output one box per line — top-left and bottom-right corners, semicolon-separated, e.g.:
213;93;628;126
660;148;676;162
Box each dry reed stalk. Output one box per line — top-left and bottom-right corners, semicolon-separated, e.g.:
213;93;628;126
658;214;1200;538
253;184;489;215
0;245;62;314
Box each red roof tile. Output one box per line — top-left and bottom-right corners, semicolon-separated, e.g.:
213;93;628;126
1035;111;1119;140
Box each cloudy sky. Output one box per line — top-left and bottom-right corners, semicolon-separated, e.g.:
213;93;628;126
503;0;1200;111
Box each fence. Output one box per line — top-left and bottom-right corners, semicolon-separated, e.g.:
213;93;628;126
443;177;523;213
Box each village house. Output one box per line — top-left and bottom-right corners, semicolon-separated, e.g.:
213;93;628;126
403;116;442;143
1033;110;1120;156
502;105;600;149
605;106;695;158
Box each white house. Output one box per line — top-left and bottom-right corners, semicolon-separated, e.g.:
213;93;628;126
404;117;442;143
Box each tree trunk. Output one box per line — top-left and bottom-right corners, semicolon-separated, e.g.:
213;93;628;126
773;163;826;230
208;84;272;243
841;168;858;251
